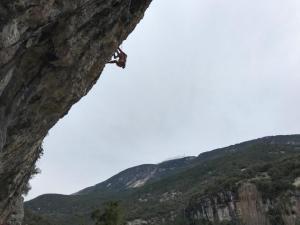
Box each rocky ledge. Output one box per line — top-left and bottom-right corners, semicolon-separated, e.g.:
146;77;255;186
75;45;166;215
0;0;152;224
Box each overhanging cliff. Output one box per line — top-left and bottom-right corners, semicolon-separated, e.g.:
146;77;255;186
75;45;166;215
0;0;152;224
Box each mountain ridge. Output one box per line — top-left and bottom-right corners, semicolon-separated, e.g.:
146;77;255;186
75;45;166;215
24;134;300;225
74;134;300;196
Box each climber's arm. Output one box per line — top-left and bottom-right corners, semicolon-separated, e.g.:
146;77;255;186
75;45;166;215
118;47;127;56
108;60;118;64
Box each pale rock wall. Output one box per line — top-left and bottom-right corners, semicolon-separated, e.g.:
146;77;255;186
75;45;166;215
186;183;300;225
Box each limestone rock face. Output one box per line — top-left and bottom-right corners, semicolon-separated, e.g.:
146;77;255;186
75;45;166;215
186;183;300;225
0;0;152;224
237;183;270;225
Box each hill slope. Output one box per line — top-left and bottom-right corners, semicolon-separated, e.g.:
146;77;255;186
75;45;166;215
76;156;197;196
24;135;300;225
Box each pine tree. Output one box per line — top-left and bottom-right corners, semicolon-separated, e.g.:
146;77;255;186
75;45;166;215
91;201;124;225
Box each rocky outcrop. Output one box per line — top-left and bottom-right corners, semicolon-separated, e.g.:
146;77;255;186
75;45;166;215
186;189;240;224
0;0;152;224
237;183;270;225
186;183;300;225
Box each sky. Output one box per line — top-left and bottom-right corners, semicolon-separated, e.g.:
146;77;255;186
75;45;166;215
26;0;300;200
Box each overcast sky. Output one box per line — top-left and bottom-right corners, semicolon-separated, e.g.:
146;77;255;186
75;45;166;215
26;0;300;200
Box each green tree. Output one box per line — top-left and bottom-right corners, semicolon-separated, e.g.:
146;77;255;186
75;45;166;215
91;201;124;225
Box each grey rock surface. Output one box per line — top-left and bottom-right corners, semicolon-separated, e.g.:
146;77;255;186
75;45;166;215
0;0;152;224
186;183;300;225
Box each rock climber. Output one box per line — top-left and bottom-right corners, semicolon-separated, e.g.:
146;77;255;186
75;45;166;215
108;47;127;69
